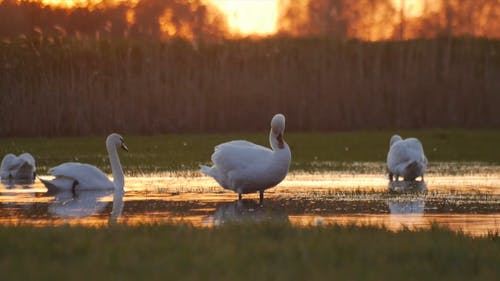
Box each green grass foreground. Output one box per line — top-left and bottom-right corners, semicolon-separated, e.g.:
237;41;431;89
0;224;498;281
1;130;500;174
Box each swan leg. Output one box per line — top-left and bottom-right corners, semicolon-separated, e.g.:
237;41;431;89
259;190;264;205
395;175;399;181
388;173;393;182
238;193;242;200
72;180;79;195
33;171;36;180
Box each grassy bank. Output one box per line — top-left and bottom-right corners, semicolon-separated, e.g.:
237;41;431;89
1;130;499;174
0;223;498;281
1;37;499;136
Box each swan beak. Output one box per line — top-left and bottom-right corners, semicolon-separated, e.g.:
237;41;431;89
121;143;129;152
277;133;284;149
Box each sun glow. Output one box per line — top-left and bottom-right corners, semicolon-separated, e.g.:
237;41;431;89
35;0;103;8
391;0;428;18
209;0;279;36
19;0;496;40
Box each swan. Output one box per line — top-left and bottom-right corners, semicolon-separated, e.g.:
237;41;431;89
200;114;291;203
387;134;427;181
109;188;125;225
40;133;128;192
1;153;36;181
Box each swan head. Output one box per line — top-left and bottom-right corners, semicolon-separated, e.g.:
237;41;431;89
390;134;402;147
270;114;286;149
107;133;129;152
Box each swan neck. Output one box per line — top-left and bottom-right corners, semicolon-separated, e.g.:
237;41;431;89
106;141;124;190
110;189;124;224
269;129;279;151
269;129;290;156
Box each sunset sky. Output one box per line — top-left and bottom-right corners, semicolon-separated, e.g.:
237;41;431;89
31;0;429;36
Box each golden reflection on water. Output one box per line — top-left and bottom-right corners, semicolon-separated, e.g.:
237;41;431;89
289;214;500;237
0;172;499;236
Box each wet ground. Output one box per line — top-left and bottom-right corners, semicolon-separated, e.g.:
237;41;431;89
1;171;499;237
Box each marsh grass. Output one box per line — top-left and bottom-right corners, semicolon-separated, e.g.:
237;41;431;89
0;223;498;281
1;37;499;136
1;130;500;174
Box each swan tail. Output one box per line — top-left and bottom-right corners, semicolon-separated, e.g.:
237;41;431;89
200;165;226;186
39;178;59;193
200;165;213;177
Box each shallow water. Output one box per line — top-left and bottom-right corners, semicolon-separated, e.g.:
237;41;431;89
1;172;499;236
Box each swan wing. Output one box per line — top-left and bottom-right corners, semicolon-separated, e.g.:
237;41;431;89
18;153;36;168
212;141;273;174
48;162;113;189
388;143;412;167
405;138;426;162
1;154;20;177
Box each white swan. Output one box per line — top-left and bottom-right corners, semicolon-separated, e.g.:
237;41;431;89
387;134;427;181
200;114;291;202
40;133;128;191
1;153;36;181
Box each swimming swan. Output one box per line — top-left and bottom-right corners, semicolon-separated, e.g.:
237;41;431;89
40;133;128;191
1;153;36;181
387;135;427;181
200;114;291;203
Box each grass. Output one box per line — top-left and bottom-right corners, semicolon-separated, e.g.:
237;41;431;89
1;130;500;174
0;223;498;281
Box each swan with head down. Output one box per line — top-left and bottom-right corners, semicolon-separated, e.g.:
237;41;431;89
1;153;36;182
40;133;128;192
387;134;427;181
200;114;291;203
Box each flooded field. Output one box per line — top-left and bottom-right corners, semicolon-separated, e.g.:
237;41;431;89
1;167;499;237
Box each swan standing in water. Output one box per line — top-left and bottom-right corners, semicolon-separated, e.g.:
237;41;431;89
40;133;128;191
200;114;291;203
387;135;427;181
1;153;36;181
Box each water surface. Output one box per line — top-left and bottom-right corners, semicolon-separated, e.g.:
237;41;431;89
1;172;499;236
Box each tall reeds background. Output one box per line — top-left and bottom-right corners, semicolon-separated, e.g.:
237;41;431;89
1;36;499;136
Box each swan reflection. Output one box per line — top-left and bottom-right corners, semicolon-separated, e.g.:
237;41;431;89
1;178;35;188
387;198;425;214
47;190;113;218
387;181;426;214
387;193;426;228
388;180;427;193
212;200;289;225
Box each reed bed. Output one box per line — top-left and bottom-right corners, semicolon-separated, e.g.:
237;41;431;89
1;36;499;136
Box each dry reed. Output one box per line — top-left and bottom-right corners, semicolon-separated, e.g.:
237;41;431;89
0;36;499;136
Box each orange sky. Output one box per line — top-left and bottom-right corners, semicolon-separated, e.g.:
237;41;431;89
32;0;428;37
